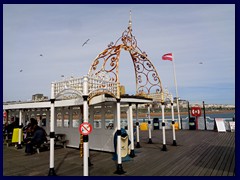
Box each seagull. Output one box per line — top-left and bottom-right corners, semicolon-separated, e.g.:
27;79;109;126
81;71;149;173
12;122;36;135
20;69;23;72
82;39;90;47
40;54;43;57
199;62;203;64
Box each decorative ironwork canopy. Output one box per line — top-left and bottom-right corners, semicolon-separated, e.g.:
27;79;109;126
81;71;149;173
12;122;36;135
88;11;163;100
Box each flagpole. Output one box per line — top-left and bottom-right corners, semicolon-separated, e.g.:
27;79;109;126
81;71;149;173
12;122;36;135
172;55;181;129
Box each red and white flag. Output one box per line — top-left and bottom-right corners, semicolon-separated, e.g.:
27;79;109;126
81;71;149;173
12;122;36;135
162;53;173;61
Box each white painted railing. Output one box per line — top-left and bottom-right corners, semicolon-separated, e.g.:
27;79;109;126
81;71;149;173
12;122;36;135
53;75;118;99
53;77;84;99
88;76;118;98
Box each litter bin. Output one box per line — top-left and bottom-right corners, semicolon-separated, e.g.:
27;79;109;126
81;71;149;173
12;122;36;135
153;118;159;130
113;128;131;159
189;117;196;130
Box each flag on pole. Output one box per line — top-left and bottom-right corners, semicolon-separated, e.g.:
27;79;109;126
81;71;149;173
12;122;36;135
162;53;173;61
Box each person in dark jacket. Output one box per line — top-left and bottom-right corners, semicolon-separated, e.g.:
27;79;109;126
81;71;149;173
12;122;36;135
25;118;47;154
23;122;33;142
4;117;20;134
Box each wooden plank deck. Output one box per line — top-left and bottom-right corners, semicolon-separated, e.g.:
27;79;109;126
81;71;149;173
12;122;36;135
2;129;235;176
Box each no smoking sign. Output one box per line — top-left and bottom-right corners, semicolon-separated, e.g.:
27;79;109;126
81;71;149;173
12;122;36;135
79;122;93;135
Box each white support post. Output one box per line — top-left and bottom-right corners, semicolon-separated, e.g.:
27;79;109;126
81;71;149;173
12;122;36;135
117;101;121;165
161;103;167;151
22;110;26;126
82;75;89;176
46;109;50;133
129;103;135;158
17;110;23;149
147;105;152;144
171;96;177;146
48;83;56;176
127;109;130;135
114;99;125;174
135;104;140;148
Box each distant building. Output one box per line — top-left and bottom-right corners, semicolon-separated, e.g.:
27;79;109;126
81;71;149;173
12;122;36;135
178;99;188;108
148;93;162;102
119;85;125;95
148;92;188;109
32;94;48;101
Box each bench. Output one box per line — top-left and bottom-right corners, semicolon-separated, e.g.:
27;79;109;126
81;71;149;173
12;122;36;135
34;141;50;154
33;134;68;153
54;134;68;148
3;133;13;147
35;140;68;153
5;139;13;147
55;140;68;148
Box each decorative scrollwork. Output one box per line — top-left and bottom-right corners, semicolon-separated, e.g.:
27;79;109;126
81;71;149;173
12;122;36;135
121;30;137;49
88;16;163;100
88;45;122;83
108;41;114;48
130;49;162;95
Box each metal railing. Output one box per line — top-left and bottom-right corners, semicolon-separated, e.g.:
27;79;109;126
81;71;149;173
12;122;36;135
53;75;118;99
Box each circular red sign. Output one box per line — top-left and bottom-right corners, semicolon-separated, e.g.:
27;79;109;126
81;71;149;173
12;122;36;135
79;122;93;135
191;107;201;117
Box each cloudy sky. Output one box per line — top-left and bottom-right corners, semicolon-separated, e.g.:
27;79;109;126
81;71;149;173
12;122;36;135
3;4;235;105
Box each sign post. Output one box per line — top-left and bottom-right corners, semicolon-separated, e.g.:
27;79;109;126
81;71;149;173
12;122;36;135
3;111;7;124
191;107;201;130
3;111;7;118
79;122;92;176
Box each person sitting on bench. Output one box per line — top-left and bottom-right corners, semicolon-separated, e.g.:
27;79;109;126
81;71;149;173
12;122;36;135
25;118;47;155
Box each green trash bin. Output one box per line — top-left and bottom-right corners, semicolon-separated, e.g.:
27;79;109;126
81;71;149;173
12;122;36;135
189;117;196;130
153;118;159;130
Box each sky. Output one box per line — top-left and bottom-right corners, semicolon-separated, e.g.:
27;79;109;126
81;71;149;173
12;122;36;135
3;4;235;105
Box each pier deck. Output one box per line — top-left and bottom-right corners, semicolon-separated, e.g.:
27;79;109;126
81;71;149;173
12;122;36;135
3;129;235;176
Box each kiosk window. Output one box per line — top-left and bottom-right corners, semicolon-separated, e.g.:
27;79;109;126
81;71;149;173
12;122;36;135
63;112;69;128
41;113;47;127
72;111;80;128
105;106;114;130
93;106;102;129
57;112;62;127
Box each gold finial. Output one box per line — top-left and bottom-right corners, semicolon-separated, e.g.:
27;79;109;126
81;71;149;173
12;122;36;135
128;10;132;31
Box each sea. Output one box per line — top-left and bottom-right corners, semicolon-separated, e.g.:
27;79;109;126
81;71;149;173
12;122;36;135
130;112;235;122
117;111;235;131
163;112;234;119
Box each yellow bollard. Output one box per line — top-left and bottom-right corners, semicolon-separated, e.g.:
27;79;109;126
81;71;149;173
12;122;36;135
171;122;179;130
140;122;148;131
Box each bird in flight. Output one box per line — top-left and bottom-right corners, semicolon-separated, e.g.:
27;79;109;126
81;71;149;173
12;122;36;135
40;54;43;57
82;39;90;47
20;69;23;72
199;62;203;64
